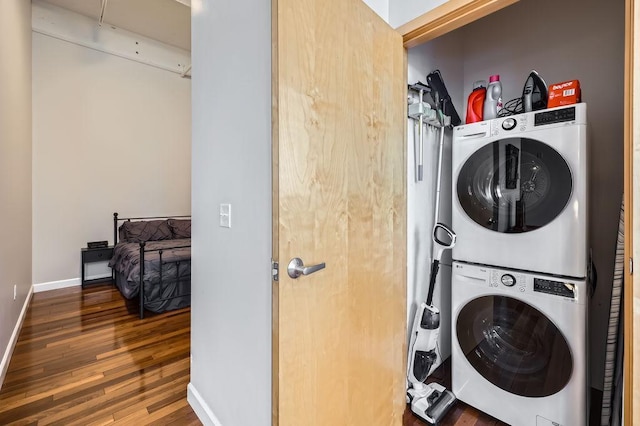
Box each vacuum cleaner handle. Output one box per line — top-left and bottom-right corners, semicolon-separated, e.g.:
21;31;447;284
432;223;456;262
425;224;456;306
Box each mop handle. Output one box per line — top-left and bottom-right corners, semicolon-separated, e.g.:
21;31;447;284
418;88;425;181
432;109;446;223
425;224;456;306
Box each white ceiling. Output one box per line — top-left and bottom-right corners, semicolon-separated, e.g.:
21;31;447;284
39;0;191;51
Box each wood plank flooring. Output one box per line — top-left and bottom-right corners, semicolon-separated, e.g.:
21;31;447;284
0;284;600;425
0;284;200;425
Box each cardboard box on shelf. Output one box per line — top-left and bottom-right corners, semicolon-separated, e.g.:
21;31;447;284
548;80;581;108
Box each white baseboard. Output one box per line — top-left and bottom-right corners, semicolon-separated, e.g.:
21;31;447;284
33;278;80;293
0;285;33;390
188;382;223;426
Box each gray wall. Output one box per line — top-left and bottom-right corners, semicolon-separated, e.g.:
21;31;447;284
189;0;272;424
409;0;624;390
0;0;32;385
389;0;447;28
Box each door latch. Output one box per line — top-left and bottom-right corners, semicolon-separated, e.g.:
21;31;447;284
272;260;279;281
287;258;326;279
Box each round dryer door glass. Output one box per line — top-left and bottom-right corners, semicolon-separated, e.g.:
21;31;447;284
456;295;573;397
457;138;572;233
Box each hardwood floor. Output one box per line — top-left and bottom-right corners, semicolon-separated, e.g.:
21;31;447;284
1;284;600;425
403;403;505;426
403;356;603;426
403;359;508;426
0;284;200;425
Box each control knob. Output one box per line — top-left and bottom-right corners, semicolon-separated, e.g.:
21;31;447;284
501;274;516;287
501;118;517;130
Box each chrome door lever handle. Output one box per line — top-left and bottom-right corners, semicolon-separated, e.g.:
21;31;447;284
287;257;326;279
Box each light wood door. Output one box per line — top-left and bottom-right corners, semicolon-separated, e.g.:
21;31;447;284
272;0;407;424
625;0;637;422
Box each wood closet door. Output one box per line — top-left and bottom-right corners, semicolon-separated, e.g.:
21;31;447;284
272;0;407;424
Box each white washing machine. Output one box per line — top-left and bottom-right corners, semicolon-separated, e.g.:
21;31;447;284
451;104;587;278
451;261;588;426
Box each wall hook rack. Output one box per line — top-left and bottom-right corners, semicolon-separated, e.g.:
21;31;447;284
407;82;449;181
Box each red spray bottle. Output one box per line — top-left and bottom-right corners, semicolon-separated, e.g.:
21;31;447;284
465;80;486;124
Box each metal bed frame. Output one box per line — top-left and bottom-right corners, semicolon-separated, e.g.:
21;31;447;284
113;212;191;319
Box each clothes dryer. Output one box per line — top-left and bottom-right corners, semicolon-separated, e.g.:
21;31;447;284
451;261;588;426
451;104;587;278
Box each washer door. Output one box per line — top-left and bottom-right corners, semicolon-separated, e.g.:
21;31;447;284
457;138;572;233
456;295;573;397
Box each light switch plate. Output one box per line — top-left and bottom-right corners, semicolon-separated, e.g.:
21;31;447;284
219;203;231;228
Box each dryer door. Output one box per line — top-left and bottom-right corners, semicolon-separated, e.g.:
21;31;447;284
456;138;572;233
456;295;573;397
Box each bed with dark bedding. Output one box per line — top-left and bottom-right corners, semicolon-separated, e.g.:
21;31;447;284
109;213;191;318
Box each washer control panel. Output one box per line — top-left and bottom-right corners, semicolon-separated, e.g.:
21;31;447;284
489;270;526;292
534;278;576;299
454;262;584;303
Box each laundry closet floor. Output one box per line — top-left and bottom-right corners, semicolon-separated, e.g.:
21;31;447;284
403;359;603;425
402;358;507;426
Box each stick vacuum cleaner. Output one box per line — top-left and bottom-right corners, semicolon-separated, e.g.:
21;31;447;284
406;70;458;425
406;223;456;423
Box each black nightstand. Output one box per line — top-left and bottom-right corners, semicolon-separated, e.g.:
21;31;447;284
81;246;114;287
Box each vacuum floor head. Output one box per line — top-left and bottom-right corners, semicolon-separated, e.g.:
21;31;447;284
410;383;456;425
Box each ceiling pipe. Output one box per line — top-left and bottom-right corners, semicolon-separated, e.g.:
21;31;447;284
98;0;108;25
181;64;192;78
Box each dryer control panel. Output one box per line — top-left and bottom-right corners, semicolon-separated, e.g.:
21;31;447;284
534;106;576;126
534;278;576;299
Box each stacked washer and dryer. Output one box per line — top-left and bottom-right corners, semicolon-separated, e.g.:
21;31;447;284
450;103;589;426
